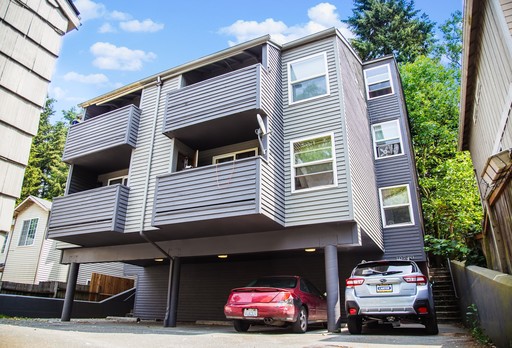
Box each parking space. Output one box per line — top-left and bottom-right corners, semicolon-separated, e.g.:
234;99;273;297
0;318;485;348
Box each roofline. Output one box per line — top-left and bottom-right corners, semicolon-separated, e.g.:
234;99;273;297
362;54;395;66
79;35;275;108
458;0;475;151
14;196;52;213
55;0;80;32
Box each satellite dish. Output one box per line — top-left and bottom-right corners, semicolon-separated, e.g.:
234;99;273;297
257;114;267;135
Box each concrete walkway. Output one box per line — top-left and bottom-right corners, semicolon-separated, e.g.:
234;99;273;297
0;318;488;348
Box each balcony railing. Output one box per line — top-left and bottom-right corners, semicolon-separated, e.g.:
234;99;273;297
152;157;283;237
63;104;141;164
47;184;129;245
163;64;271;135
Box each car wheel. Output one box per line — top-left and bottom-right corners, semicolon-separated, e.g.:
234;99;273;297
347;316;363;334
233;320;250;332
292;306;308;333
423;316;439;335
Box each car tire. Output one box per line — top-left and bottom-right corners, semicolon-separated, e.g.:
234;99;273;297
233;320;250;332
292;306;308;333
347;316;363;334
424;316;439;335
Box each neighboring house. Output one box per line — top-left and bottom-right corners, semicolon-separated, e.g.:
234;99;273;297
46;28;425;329
0;1;79;234
0;196;128;285
460;0;512;274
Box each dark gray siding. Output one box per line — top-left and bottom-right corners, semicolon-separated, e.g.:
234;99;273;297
365;59;425;261
47;184;129;239
282;37;351;226
336;37;382;249
63;105;141;162
163;64;269;134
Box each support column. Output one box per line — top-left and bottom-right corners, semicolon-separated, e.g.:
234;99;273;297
325;245;341;332
61;262;79;321
164;257;181;327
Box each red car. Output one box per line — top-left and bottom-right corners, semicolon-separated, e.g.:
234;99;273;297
224;275;327;333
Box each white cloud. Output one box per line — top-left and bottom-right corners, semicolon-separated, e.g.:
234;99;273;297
108;10;132;21
63;72;109;84
98;23;116;33
90;42;157;71
119;19;164;33
219;2;353;45
49;86;67;100
74;0;106;21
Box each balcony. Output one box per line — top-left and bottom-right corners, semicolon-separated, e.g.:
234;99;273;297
163;64;275;149
47;185;136;247
151;157;284;240
63;104;141;173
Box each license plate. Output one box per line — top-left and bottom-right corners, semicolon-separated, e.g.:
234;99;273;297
243;308;258;317
376;284;393;293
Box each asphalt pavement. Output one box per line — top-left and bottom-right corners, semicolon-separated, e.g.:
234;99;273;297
0;318;489;348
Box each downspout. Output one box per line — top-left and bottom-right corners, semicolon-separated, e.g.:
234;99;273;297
138;75;173;260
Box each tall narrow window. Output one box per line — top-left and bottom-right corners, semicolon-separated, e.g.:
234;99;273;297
291;134;336;191
1;234;8;253
364;64;393;99
379;185;414;227
371;120;404;159
288;53;329;103
18;218;38;246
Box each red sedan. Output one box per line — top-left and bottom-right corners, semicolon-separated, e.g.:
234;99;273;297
224;275;327;333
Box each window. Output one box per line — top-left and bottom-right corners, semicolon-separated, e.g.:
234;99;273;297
379;185;414;227
371;120;404;159
364;64;393;99
291;134;336;191
212;148;258;164
18;218;38;246
108;176;128;186
288;53;329;103
1;234;7;253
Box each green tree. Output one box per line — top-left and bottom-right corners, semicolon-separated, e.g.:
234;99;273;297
346;0;436;64
433;11;463;73
19;99;78;202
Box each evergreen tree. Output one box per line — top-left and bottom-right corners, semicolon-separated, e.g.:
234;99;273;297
347;0;436;64
19;99;78;202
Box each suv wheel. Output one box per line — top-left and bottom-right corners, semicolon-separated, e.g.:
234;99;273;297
423;316;439;335
347;316;363;334
292;306;308;333
233;320;250;332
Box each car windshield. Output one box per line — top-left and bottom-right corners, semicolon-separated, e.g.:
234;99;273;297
354;262;414;276
246;277;297;288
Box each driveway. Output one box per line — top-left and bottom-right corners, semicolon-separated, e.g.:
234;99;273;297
0;318;486;348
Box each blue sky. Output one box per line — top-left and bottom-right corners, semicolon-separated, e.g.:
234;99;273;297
49;0;462;119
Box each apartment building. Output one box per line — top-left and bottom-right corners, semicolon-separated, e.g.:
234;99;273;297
47;28;425;330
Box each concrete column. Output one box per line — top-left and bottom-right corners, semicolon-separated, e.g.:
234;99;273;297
164;257;181;327
61;262;79;321
324;245;341;332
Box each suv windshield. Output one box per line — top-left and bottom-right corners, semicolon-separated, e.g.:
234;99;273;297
354;262;414;276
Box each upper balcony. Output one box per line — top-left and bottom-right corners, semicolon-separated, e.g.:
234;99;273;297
47;184;140;247
163;64;275;149
151;156;284;240
63;104;141;173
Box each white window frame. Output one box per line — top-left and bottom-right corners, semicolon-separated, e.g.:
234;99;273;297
288;52;330;105
108;176;128;186
18;218;38;247
379;184;414;228
364;64;394;100
290;132;338;193
371;120;404;159
212;147;259;164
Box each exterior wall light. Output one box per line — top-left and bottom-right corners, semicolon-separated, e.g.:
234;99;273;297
218;255;228;259
305;248;316;252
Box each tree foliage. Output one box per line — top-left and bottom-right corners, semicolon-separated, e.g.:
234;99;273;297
346;0;436;64
19;98;79;202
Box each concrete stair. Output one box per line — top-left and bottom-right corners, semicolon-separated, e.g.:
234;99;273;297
429;267;461;322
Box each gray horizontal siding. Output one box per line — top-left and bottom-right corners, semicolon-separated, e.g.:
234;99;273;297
153;157;261;226
163;64;269;133
63;104;141;163
282;36;351;226
47;185;129;239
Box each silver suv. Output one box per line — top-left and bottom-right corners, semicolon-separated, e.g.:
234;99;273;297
345;260;438;335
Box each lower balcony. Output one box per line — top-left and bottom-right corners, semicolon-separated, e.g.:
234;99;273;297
151;157;284;240
47;185;134;247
